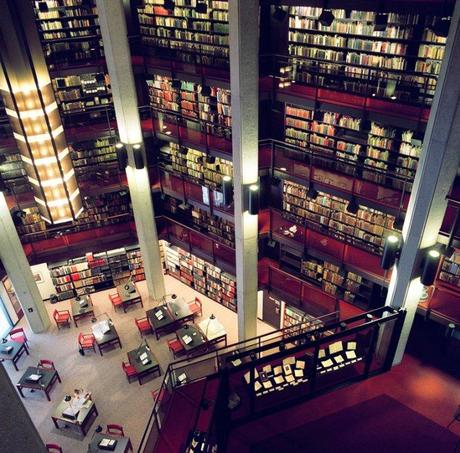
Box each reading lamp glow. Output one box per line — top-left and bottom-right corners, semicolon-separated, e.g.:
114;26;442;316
222;175;233;206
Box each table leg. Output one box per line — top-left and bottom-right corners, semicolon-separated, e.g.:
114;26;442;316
45;389;51;402
98;345;103;357
16;385;24;398
74;318;78;328
24;345;29;355
13;359;19;371
118;338;122;349
56;371;62;383
52;417;59;430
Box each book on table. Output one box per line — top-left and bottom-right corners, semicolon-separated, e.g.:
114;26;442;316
182;335;193;345
346;350;357;360
155;310;164;320
26;374;42;382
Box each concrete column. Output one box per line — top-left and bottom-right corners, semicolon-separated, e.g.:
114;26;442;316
0;193;50;333
384;3;460;364
229;0;260;340
96;0;165;301
0;363;46;452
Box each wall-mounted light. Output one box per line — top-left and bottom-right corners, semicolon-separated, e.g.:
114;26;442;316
420;248;441;286
116;143;128;171
307;184;318;200
393;213;405;230
222;175;233;206
164;0;175;12
374;13;389;32
318;9;335;27
346;197;360;214
201;85;212;97
280;66;292;75
196;1;207;14
381;234;400;269
273;6;287;22
248;184;260;215
133;144;145;170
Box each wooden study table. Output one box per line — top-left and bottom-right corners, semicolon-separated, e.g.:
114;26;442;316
71;295;94;327
51;393;98;436
0;341;29;370
147;296;195;340
91;320;122;356
176;324;207;358
127;342;161;385
117;283;143;313
16;366;61;401
87;433;133;452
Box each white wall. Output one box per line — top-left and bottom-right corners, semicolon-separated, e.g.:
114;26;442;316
30;263;55;301
0;282;18;325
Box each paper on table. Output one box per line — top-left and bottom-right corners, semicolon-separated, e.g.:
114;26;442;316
296;360;305;370
263;365;272;374
254;380;262;392
27;374;42;381
274;375;285;385
321;359;334;368
283;356;296;366
139;352;148;361
262;380;273;389
231;358;242;366
155;310;164;320
318;349;326;359
334;355;344;364
273;366;283;375
285;374;295;383
182;335;192;345
348;341;357;350
329;341;343;354
346;350;357;360
294;369;303;378
283;364;292;375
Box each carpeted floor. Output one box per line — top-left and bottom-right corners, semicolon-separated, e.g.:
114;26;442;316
251;394;460;453
4;275;273;452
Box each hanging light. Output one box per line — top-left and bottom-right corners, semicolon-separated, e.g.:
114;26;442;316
164;0;175;12
307;184;318;200
432;17;450;38
273;6;287;22
201;85;212;97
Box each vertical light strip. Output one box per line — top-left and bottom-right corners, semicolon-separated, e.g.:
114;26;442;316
0;1;82;224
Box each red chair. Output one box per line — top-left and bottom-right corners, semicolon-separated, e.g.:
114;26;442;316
135;317;152;337
9;327;29;350
167;338;185;359
122;361;138;384
151;387;165;403
38;359;55;370
46;444;62;453
188;297;203;318
78;333;96;355
109;292;123;310
106;423;125;437
53;309;71;329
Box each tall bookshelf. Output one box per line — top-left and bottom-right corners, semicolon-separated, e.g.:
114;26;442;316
300;255;385;309
138;0;229;68
52;72;112;117
282;180;397;254
49;246;145;300
284;103;423;190
163;195;235;248
162;240;237;312
438;252;460;288
148;75;232;139
32;0;104;68
0;149;30;195
70;136;120;184
159;142;233;189
288;7;449;105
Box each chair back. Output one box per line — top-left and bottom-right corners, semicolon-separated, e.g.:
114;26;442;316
106;423;125;437
53;309;59;319
46;444;63;453
39;359;55;370
10;327;25;338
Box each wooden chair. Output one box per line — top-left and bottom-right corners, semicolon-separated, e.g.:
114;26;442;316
135;317;152;337
106;423;125;437
53;309;71;329
9;327;29;350
167;338;185;359
188;297;203;318
109;292;123;311
122;361;138;384
78;333;96;355
46;444;62;453
38;359;55;370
